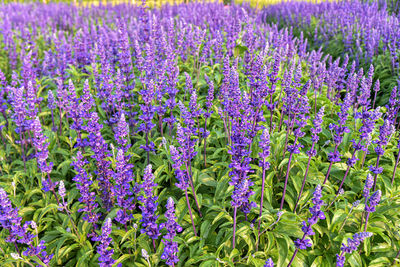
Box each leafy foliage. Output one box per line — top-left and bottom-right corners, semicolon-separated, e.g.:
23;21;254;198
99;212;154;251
0;1;399;267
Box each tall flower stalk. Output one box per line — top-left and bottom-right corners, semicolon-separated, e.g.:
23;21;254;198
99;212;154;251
323;91;352;185
372;80;380;109
84;112;114;210
47;90;57;132
281;85;309;210
170;145;197;236
139;165;161;251
58;181;80;239
329;108;381;206
31;117;57;202
92;218;115;267
160;197;182;267
227;92;255;249
11;86;27;171
294;106;324;212
138;79;156;165
288;185;325;267
363;190;381;231
202;75;214;167
257;129;271;232
391;137;400;186
370;119;395;190
113;149;135;225
71;151;99;235
336;232;373;267
176;98;203;217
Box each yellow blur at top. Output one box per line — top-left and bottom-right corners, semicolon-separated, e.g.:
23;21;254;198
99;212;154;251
9;0;330;9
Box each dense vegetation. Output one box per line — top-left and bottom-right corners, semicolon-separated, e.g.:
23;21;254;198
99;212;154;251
262;0;400;106
0;1;399;266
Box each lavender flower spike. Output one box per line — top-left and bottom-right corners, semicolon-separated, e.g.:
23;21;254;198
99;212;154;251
258;128;271;232
114;113;129;150
0;188;53;266
264;258;274;267
370;119;395;190
114;149;135;225
139;165;161;250
93;218;115;267
364;190;381;231
48;90;57;132
288;185;325;267
160;197;182;266
392;137;400;186
336;232;373;267
294;106;325;212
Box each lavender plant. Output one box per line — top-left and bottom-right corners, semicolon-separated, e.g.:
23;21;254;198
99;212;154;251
0;2;398;266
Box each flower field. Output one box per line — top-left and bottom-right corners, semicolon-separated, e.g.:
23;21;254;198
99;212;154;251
0;1;399;266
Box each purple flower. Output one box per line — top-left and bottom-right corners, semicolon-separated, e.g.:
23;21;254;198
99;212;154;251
365;190;381;213
369;166;383;175
264;258;274;267
294;185;325;250
259;129;271;169
139;165;161;240
71;151;99;225
327;92;352;161
138;79;156;153
113;149;135;225
117;24;134;86
26;81;38;121
176;122;197;164
336;254;345;267
23;239;53;266
373;80;380;92
80;80;94;118
114;113;129;149
373;119;395;156
363;174;374;199
231;179;255;212
31;117;54;184
184;72;193;96
93;218;115;267
0;188;53;265
309;106;325;145
0;188;23;243
336;232;373;267
83;112;113;210
204;74;215;119
170;145;189;191
294;238;312;250
160;197;182;266
11;86;26;133
47;90;56;110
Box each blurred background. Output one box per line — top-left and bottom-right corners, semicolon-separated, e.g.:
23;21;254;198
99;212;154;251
0;0;330;8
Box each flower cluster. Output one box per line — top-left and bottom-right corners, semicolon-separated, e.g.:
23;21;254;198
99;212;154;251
92;218;116;267
294;185;325;250
114;113;130;150
0;188;53;265
264;258;274;267
160;197;182;266
259;128;271;169
336;232;373;267
307;106;325;156
71;151;99;225
83;112;114;210
365;190;381;214
170;145;189;191
113;149;135;224
139;165;161;240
